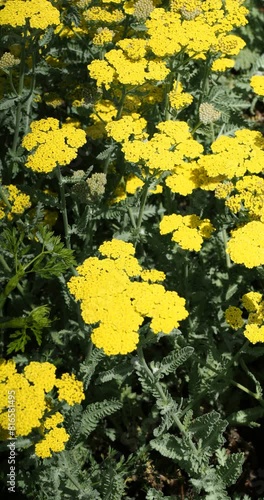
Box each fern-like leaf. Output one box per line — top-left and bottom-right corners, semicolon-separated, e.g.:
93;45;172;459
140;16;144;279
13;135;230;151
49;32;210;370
216;452;245;488
80;399;122;437
155;346;194;378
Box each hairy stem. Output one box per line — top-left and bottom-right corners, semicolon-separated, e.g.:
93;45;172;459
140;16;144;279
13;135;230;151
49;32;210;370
55;166;71;251
137;346;197;453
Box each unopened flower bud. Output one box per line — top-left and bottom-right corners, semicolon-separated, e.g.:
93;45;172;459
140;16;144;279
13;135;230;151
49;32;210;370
0;52;20;71
199;102;221;125
71;181;89;203
86;173;107;200
134;0;155;22
180;7;201;20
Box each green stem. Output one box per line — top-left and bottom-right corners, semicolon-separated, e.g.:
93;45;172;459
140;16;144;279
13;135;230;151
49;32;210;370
55;167;78;277
137;346;197;452
85;339;93;364
210;122;215;142
230;379;264;405
136;181;149;231
0;269;25;312
221;228;232;269
202;358;264;404
11;23;28;156
55;166;71;251
127;206;137;229
116;86;126;120
24;49;36;135
8;71;18;96
197;53;211;112
191;120;202;135
103;142;114;175
0;254;24;297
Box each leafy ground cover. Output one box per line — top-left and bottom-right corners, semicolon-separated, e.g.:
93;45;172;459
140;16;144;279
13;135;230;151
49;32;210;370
1;0;264;498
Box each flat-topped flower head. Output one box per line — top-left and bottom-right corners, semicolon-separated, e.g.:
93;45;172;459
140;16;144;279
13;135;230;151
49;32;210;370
0;360;84;458
227;221;264;268
0;0;60;29
23;118;86;173
160;214;215;251
67;240;188;355
250;75;264;96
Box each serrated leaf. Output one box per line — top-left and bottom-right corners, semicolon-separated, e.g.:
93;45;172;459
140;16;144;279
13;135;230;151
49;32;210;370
96;145;116;160
217;452;245;487
150;433;183;460
38;26;54;46
80;399;122;437
190;411;227;450
95;361;133;385
0;97;19;110
157;346;194;378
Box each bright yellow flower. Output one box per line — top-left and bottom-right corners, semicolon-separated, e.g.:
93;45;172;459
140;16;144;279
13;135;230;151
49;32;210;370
250;75;264;96
227;221;264;268
0;0;60;29
67;240;188;355
23;118;86;173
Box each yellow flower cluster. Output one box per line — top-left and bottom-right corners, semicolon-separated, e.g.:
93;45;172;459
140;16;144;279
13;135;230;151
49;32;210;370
0;0;60;29
250;75;264;96
122;120;203;174
93;27;115;46
0;184;31;220
106;114;147;142
226;221;264;268
168;82;193;110
211;58;235;72
88;43;170;88
86;100;118;139
83;6;125;24
22;118;86;173
224;175;264;221
56;373;85;406
198;130;264;179
67;239;188;355
0;360;84;458
146;1;247;60
159;213;215;251
35;424;69;459
225;292;264;344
